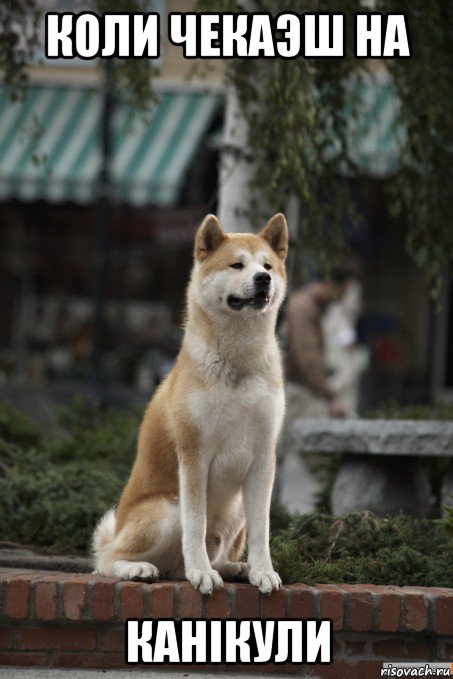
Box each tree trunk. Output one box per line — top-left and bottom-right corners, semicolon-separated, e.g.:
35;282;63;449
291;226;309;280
217;85;255;233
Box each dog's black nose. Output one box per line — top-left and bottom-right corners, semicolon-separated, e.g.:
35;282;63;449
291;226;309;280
254;272;271;288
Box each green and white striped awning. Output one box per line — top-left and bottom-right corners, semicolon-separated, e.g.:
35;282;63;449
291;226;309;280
344;72;404;177
0;85;220;206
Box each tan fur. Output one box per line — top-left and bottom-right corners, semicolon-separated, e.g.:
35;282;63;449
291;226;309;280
93;213;289;594
228;525;247;562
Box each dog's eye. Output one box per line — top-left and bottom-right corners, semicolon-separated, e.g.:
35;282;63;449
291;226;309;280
230;262;244;270
264;263;272;271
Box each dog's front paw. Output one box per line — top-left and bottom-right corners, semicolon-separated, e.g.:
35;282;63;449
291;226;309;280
248;567;282;594
186;568;223;595
113;560;159;582
217;561;249;580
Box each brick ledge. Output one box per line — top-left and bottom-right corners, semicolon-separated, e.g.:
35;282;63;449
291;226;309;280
0;568;452;676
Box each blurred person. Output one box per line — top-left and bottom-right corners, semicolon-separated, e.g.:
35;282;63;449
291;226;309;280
274;269;353;508
285;269;353;423
323;279;369;417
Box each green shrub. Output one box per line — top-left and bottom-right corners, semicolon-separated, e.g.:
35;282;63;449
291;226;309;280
270;511;453;587
0;441;125;552
49;396;140;465
367;400;453;421
0;399;140;552
0;402;43;448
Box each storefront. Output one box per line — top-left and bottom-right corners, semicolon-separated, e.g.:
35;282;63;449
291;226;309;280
0;83;222;388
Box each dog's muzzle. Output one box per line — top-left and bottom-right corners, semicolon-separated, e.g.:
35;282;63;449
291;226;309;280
227;273;272;310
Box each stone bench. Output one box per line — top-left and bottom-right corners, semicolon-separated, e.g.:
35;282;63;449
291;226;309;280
291;419;453;517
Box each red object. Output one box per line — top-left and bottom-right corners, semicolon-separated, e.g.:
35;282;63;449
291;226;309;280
373;334;404;369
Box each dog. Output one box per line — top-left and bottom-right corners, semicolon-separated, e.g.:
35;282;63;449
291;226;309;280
92;212;288;595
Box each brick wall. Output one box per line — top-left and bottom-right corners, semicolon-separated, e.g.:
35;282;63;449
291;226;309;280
0;568;452;677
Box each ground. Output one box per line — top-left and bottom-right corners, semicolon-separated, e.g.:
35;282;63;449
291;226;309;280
1;669;311;678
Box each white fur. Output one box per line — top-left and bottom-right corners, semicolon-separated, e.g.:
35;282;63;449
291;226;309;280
93;500;185;580
112;560;159;581
92;508;116;574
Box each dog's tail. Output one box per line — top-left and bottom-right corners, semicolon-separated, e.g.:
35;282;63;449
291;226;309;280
91;508;116;574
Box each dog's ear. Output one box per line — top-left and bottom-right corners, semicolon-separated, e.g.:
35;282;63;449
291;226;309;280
195;214;226;261
259;213;289;260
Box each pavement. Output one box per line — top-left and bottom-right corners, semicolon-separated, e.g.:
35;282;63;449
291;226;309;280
0;670;315;678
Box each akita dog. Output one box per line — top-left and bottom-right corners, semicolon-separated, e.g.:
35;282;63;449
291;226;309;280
93;213;288;595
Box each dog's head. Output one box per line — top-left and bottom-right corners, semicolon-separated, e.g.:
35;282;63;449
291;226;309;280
191;213;288;317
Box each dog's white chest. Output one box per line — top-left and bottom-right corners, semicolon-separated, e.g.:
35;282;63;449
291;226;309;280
188;377;284;503
189;375;279;439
